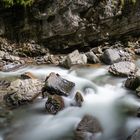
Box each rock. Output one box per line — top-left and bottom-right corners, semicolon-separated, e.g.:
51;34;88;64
128;128;140;140
20;72;37;79
4;79;44;107
0;80;11;103
63;50;87;68
74;92;84;107
135;49;140;55
109;61;137;77
45;95;64;114
75;115;102;140
86;51;100;64
125;76;140;90
42;72;75;97
1;63;24;72
136;86;140;97
101;49;121;65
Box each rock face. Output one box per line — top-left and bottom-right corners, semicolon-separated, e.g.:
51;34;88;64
45;95;64;114
42;72;75;97
0;1;140;51
109;61;136;77
4;79;44;107
128;128;140;140
75;115;102;140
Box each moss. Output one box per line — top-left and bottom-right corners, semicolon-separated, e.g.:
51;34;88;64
2;0;34;7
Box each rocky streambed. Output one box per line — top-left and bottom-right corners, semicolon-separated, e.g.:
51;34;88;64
1;37;140;140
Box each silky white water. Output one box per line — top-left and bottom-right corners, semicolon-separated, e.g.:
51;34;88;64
0;65;140;140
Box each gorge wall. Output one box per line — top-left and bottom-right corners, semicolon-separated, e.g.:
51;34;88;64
0;0;140;51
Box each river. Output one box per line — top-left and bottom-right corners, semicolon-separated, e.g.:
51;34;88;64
0;64;140;140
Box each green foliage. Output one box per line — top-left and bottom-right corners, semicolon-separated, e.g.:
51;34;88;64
120;0;136;5
2;0;34;7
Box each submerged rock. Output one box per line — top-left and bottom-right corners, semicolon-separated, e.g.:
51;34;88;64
4;79;44;107
42;72;75;97
109;61;136;77
75;115;102;140
45;95;64;114
63;50;87;68
128;128;140;140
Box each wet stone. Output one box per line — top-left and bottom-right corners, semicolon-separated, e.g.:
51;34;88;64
63;50;87;68
74;92;84;107
101;49;121;65
128;128;140;140
75;115;102;140
109;61;136;77
4;79;44;107
20;72;37;79
125;76;140;90
45;95;64;114
42;72;75;97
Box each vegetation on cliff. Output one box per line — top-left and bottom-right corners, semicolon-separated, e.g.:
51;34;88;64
2;0;34;7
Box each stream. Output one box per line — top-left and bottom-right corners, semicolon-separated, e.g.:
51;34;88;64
0;64;140;140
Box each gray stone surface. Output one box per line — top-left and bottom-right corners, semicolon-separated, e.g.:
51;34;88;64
109;61;136;77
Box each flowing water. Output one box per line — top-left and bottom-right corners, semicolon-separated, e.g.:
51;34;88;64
0;64;140;140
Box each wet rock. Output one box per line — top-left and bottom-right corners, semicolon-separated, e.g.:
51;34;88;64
101;49;121;65
86;51;100;64
135;49;140;55
42;72;75;97
74;92;84;107
4;79;44;107
128;128;140;140
1;62;24;72
63;50;87;68
45;95;64;114
75;115;102;140
109;61;136;77
136;86;140;97
20;72;37;79
125;76;140;90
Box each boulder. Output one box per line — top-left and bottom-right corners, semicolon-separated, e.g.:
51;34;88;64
45;95;64;114
101;49;121;65
109;61;136;77
4;79;44;107
86;51;100;64
42;72;75;97
128;128;140;140
75;115;102;140
125;77;140;90
63;50;87;68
